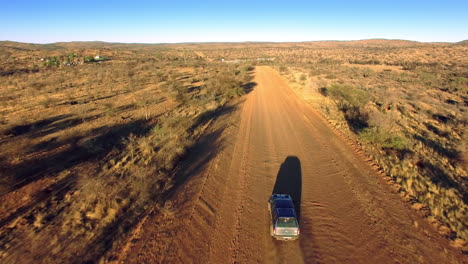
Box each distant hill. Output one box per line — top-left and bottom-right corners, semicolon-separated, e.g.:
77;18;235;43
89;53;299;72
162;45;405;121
454;39;468;46
52;41;160;49
299;39;440;48
0;41;64;51
340;39;424;47
0;39;459;52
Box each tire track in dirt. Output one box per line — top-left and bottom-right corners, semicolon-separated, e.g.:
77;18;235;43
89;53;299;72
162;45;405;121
229;112;252;263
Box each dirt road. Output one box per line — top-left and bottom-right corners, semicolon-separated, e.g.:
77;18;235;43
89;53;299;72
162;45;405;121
120;66;465;263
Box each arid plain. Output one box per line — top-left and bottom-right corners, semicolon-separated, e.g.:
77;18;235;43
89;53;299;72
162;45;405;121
0;39;466;263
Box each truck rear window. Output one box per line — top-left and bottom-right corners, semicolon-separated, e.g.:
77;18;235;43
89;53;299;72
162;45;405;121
276;218;298;228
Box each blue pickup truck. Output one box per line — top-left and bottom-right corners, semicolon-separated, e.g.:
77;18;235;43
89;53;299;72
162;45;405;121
268;194;300;240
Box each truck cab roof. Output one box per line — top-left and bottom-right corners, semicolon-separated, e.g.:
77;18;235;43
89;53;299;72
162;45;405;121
272;199;294;209
276;208;297;218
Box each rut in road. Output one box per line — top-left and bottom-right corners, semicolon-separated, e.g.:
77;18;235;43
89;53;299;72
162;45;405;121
121;66;466;264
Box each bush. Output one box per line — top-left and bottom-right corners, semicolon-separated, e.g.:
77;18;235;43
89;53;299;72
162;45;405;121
382;135;409;150
44;56;60;67
324;84;370;131
318;87;328;96
326;84;369;108
84;56;96;63
360;128;409;151
240;65;254;72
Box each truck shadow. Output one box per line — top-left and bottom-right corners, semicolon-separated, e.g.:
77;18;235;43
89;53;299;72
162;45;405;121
271;157;318;263
272;156;302;219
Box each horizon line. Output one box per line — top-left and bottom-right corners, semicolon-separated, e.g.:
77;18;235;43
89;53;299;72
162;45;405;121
1;38;466;45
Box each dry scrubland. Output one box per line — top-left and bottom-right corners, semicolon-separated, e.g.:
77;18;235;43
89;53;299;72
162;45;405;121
0;39;466;262
180;39;468;244
0;42;254;262
268;41;468;244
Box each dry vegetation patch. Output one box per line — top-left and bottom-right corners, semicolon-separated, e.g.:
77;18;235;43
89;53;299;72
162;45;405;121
0;43;255;262
273;44;467;244
0;39;466;260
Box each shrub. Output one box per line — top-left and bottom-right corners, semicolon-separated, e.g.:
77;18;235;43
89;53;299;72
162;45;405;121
44;56;60;67
360;128;409;151
240;65;254;72
326;84;369;108
318;87;328;96
324;84;370;131
84;56;96;63
382;135;409;151
340;104;369;131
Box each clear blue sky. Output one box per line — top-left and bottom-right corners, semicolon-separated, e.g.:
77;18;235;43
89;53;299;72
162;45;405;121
2;0;467;43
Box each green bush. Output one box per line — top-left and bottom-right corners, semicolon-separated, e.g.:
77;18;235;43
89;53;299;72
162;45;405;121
84;56;96;63
321;84;371;131
382;135;409;150
44;56;60;67
360;128;409;151
326;84;369;108
240;65;254;72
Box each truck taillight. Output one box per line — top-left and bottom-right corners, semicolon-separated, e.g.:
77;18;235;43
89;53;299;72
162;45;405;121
273;228;276;235
297;229;300;235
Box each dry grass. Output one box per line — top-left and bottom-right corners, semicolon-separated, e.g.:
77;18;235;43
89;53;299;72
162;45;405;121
0;43;254;263
0;40;466;261
274;44;467;242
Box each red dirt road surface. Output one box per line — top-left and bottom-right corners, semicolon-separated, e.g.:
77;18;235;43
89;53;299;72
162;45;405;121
118;66;466;264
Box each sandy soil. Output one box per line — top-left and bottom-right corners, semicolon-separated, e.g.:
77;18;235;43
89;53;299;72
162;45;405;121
118;66;466;264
